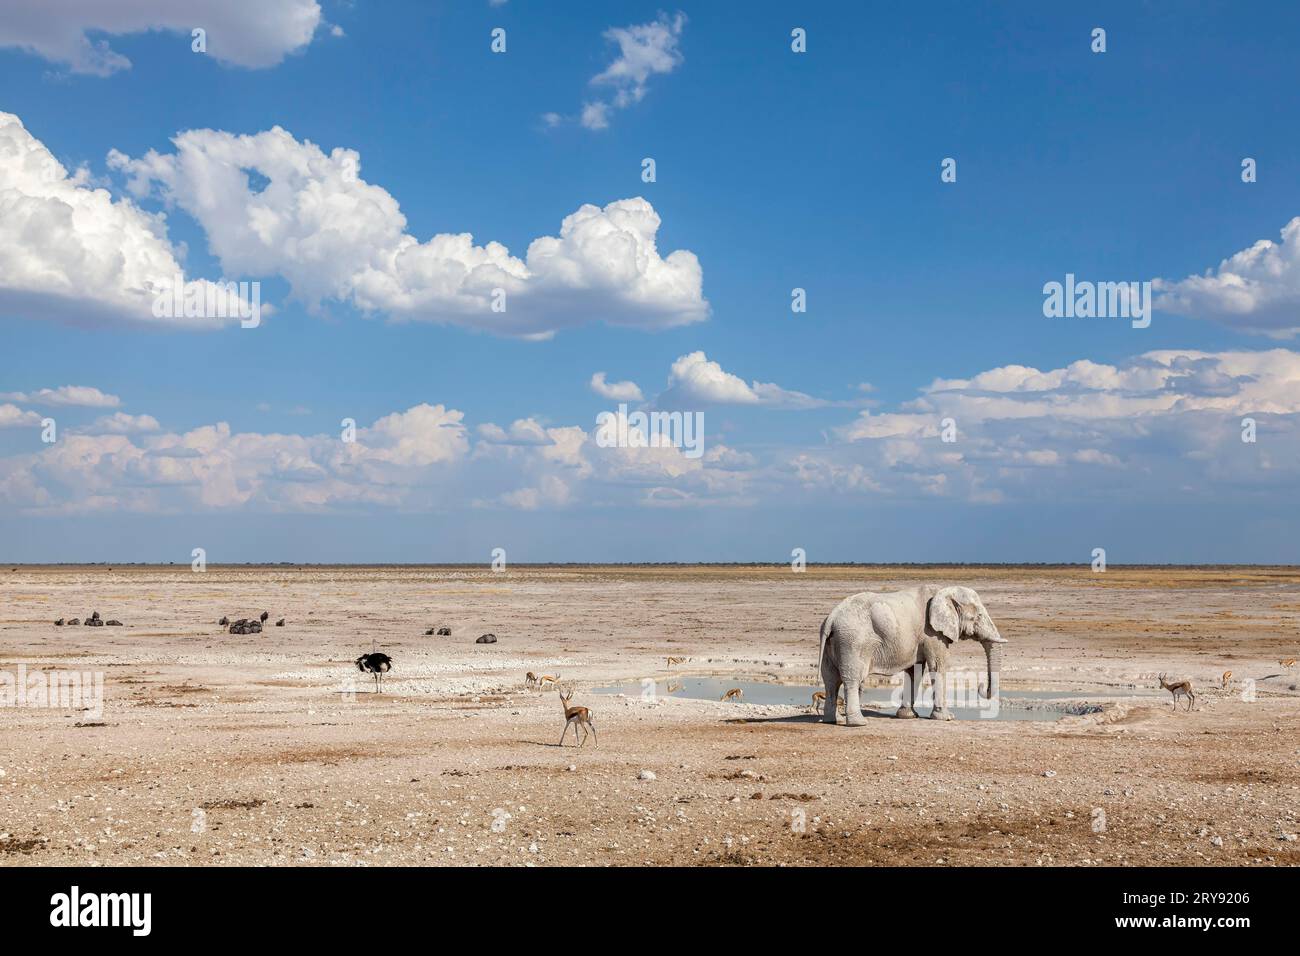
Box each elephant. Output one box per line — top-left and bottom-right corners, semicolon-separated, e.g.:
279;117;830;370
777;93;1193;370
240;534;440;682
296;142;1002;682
816;585;1006;726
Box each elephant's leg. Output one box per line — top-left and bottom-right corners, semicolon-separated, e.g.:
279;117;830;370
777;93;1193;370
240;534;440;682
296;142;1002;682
841;654;869;727
820;654;842;724
896;664;919;719
928;664;954;720
928;643;954;721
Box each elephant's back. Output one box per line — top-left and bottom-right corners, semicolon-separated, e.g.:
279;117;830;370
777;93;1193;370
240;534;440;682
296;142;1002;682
826;590;888;629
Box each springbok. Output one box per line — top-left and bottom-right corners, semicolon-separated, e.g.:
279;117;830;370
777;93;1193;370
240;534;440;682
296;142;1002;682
666;656;689;667
721;687;744;702
1281;658;1297;669
538;673;561;689
558;689;596;747
811;690;825;712
1221;670;1232;689
525;671;538;688
810;691;846;715
1158;673;1195;711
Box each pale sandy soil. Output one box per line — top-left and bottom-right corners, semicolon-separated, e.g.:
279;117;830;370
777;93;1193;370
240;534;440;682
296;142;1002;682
1;565;1298;867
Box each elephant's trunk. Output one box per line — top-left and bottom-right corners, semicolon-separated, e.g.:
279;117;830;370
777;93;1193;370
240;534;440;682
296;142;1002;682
982;640;1002;700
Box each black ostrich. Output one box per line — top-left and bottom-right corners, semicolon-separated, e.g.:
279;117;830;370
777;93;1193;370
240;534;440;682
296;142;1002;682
355;652;392;693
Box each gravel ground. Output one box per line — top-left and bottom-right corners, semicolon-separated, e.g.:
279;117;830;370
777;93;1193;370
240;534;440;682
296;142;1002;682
1;564;1298;866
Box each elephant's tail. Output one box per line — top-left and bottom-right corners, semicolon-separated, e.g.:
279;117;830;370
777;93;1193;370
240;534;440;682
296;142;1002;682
816;614;830;678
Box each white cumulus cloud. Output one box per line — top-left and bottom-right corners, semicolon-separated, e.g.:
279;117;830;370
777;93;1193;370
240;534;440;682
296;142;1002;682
0;112;258;328
546;13;685;130
659;351;823;409
1156;216;1300;338
110;125;708;336
0;0;322;76
83;412;162;435
0;385;120;407
0;404;42;428
590;372;644;402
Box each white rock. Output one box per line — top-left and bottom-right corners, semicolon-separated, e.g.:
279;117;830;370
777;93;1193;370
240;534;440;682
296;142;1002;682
638;770;657;781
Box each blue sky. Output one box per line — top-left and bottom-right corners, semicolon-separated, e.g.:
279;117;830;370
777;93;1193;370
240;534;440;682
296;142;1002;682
2;1;1300;562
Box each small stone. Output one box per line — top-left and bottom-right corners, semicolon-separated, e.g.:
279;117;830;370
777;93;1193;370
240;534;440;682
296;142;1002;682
638;770;656;781
1042;770;1057;778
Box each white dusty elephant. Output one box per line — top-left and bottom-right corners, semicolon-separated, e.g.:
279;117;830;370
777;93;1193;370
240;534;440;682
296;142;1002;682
816;585;1006;726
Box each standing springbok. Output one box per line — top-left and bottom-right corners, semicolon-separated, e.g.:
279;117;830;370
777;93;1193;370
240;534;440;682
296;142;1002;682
1158;673;1195;711
558;689;596;747
810;691;846;715
538;673;561;689
1221;670;1233;689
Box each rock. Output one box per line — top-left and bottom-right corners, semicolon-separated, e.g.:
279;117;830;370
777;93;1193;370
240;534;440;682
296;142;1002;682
437;626;452;636
54;618;64;626
66;618;80;626
90;611;101;622
425;628;435;635
475;633;497;644
219;616;229;626
1042;770;1057;778
260;611;269;622
638;770;657;781
1211;836;1224;847
86;617;104;627
105;620;122;626
276;618;285;627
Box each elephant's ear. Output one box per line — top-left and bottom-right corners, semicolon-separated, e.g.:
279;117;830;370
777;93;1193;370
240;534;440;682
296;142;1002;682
927;589;961;641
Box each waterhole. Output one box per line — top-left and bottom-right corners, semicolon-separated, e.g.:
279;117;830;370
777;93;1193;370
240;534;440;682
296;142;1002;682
593;677;1158;722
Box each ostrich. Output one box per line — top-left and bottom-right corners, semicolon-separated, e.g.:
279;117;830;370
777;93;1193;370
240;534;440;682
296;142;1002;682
355;652;393;693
